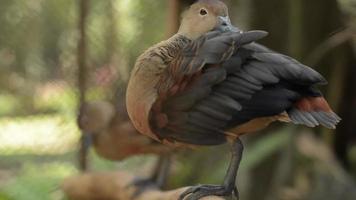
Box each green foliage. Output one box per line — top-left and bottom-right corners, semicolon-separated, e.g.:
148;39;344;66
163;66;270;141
0;113;155;200
0;94;21;116
0;193;12;200
0;0;169;115
241;128;293;170
1;163;76;200
0;0;354;199
170;128;293;187
34;90;77;115
116;0;167;66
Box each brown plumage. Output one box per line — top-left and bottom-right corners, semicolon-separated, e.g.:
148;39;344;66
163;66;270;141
78;101;172;160
126;0;340;199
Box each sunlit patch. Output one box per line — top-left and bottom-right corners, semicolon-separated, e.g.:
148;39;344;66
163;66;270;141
0;115;80;155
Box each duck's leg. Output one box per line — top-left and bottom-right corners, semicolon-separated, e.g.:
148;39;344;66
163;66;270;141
131;153;172;197
179;138;244;200
155;153;172;189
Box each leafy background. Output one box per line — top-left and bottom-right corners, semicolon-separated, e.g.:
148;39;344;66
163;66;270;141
0;0;355;199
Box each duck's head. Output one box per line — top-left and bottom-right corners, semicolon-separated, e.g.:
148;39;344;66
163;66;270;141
178;0;239;39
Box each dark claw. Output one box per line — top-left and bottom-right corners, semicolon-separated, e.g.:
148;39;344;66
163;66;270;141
178;184;238;200
179;184;217;199
178;185;201;198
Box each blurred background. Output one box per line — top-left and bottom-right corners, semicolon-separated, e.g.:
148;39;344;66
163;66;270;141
0;0;355;199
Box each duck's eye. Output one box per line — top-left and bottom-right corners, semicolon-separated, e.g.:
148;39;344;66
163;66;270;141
200;9;208;16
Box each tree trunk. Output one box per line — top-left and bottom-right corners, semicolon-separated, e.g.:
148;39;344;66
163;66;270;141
334;45;356;169
166;0;195;37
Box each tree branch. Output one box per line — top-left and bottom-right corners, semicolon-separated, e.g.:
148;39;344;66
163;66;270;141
62;171;224;200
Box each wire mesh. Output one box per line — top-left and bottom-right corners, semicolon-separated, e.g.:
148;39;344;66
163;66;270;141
0;0;166;199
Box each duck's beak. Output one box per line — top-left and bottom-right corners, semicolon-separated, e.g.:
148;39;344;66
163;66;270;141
214;16;241;33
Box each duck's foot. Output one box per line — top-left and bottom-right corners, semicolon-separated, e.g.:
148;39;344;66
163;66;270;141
179;184;238;200
179;138;243;200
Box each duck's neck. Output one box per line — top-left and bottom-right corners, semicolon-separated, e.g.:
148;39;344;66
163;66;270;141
166;33;191;45
152;34;191;63
158;33;191;54
177;20;205;40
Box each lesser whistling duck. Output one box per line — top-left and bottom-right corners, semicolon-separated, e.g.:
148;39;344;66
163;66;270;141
126;0;341;199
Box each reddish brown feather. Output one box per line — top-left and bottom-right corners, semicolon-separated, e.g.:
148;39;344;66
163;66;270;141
153;71;204;130
295;97;332;112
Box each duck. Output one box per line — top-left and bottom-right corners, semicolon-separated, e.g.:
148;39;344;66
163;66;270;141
126;0;341;199
77;100;173;193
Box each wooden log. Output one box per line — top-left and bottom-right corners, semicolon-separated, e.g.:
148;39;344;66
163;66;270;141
61;171;224;200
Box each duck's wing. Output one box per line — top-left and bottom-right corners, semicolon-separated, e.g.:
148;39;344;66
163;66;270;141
153;32;339;146
151;31;267;145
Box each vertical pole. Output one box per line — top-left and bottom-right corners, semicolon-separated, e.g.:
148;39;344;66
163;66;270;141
166;0;196;38
77;0;89;171
166;0;181;38
287;0;303;59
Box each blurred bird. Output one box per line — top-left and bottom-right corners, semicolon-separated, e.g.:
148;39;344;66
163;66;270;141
77;100;173;192
126;0;341;199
